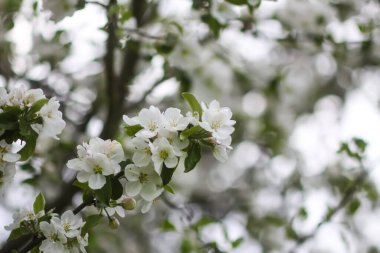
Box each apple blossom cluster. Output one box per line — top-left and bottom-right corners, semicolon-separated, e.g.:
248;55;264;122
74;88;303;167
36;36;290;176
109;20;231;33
0;86;65;195
65;98;235;214
39;211;88;253
67;138;125;190
6;209;88;253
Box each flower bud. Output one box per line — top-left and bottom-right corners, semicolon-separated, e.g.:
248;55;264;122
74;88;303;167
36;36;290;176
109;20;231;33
121;197;136;210
109;217;120;230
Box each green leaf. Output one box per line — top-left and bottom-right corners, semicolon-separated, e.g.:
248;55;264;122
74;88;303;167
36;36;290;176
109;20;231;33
0;111;19;130
18;131;38;161
353;138;367;152
82;190;94;203
33;192;45;214
160;164;176;186
226;0;247;5
30;246;40;253
81;214;104;236
264;215;285;227
298;207;308;220
161;219;176;232
8;227;29;241
125;125;143;136
184;142;201;173
231;237;244;248
347;198;361;215
182;92;202;118
73;180;90;191
163;184;175;194
27;98;48;119
95;177;112;205
180;125;210;140
111;178;123;200
192;217;215;232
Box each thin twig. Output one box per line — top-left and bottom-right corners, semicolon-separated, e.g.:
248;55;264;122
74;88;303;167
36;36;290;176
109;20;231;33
85;0;107;8
125;28;166;41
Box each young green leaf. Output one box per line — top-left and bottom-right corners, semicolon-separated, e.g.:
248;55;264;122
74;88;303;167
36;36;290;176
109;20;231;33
8;227;30;241
73;180;90;191
33;192;45;214
0;111;19;130
111;178;123;200
184;142;201;173
18;132;38;161
27;98;48;119
160;164;176;185
180;125;210;140
181;92;202;118
164;184;175;194
125;125;143;136
95;177;112;205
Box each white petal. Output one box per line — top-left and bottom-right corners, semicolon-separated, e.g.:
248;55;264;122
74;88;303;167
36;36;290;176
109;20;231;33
124;181;142;197
164;157;178;168
141;201;153;214
213;145;228;162
3;153;20;162
140;183;163;201
76;171;91;183
133;152;151;167
88;174;106;189
136;129;157;139
123;115;139;125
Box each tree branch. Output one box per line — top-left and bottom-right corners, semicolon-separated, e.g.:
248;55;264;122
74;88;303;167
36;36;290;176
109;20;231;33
289;169;368;252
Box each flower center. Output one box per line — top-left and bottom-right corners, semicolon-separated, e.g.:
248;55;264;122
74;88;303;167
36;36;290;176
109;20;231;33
63;223;71;232
93;165;103;174
159;150;169;160
51;232;60;242
144;147;151;155
148;121;157;131
139;173;148;184
169;120;177;127
211;120;222;130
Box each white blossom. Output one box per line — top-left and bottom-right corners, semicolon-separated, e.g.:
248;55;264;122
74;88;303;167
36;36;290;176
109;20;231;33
24;89;45;107
39;221;68;253
67;138;124;190
199;100;235;141
124;164;163;202
0;140;20;164
158;129;189;156
5;209;45;231
163;108;189;132
74;153;116;189
131;137;152;167
51;210;83;238
31;97;66;140
150;137;178;174
135;106;164;139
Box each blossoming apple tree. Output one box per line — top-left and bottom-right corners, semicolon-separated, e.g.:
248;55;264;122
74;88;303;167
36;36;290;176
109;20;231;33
1;0;380;252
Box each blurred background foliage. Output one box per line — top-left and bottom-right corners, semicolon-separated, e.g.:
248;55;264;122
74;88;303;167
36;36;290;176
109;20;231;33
1;0;380;252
